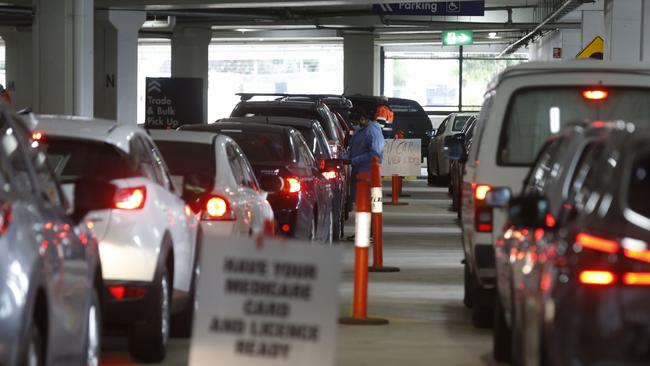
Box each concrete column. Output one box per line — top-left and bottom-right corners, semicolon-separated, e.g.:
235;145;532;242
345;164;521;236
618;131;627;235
581;9;606;49
171;25;211;124
604;0;647;62
95;10;145;123
343;33;377;95
1;29;33;110
34;0;93;116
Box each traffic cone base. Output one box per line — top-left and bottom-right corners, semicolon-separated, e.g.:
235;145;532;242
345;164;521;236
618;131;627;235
339;316;389;325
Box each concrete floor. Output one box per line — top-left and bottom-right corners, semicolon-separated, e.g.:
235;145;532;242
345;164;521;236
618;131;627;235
101;179;497;366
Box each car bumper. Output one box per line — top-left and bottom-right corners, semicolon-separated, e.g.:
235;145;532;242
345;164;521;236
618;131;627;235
200;221;238;240
102;280;157;327
550;282;650;365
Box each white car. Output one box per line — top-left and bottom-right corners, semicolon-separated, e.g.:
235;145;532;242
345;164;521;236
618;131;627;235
454;62;650;328
33;115;200;363
150;130;274;237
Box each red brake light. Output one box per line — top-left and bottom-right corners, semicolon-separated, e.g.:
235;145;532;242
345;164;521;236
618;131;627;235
624;249;650;264
579;270;615;285
545;213;556;228
114;187;146;210
108;285;147;300
322;171;337;180
281;224;291;233
474;184;491;201
284;178;301;194
582;89;608;101
31;131;44;141
203;196;236;221
623;272;650;286
576;233;619;254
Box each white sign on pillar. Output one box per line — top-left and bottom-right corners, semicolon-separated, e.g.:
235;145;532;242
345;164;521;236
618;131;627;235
189;236;341;366
381;139;422;176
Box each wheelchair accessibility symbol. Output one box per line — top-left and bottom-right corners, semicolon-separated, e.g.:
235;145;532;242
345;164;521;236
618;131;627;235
447;1;461;13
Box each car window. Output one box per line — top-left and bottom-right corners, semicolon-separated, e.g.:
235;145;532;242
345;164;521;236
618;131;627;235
154;140;216;183
499;87;650;166
435;118;448;137
0;117;33;193
227;143;246;187
129;136;158;183
327;110;345;142
452;115;471;131
523;140;561;195
470;94;493;162
217;129;291;166
293;133;316;168
234;144;259;191
628;150;650;218
145;138;173;191
568;144;611;214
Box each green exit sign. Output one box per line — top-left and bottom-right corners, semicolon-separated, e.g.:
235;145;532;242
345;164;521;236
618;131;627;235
443;30;474;46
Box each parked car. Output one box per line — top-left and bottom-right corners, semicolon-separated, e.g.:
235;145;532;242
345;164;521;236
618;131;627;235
217;116;347;241
34;115;200;362
427;112;476;185
447;116;478;215
0;109;102;366
347;96;431;161
232;94;345;158
488;122;650;366
448;62;650;328
180;122;335;243
150;130;275;238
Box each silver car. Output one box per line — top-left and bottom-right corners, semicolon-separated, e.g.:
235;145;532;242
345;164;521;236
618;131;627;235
426;112;476;185
0;110;103;366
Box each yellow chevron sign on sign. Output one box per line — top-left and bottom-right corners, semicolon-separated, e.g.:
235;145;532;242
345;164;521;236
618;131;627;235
577;36;604;59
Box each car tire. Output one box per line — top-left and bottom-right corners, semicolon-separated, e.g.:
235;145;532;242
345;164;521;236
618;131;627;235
85;289;101;366
463;260;473;308
493;294;511;362
128;265;171;363
332;209;341;242
471;280;494;329
23;322;43;366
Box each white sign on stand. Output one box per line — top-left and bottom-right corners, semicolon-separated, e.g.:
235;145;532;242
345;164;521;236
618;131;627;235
189;236;342;366
381;138;422;176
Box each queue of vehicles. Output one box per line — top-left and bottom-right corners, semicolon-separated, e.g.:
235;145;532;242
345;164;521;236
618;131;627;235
437;62;650;365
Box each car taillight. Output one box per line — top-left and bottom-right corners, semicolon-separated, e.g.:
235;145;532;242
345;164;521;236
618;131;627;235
624;249;650;264
203;196;236;221
545;213;557;228
576;232;619;254
579;270;615;285
582;89;608;101
322;171;337;180
108;285;147;300
623;273;650;286
114;187;146;210
31;131;44;141
283;177;301;194
0;202;11;236
474;184;492;232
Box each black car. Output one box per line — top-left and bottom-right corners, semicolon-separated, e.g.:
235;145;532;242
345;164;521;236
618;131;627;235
180;122;335;243
346;96;431;161
232;94;345;157
447;116;478;214
488;121;650;365
218;116;348;241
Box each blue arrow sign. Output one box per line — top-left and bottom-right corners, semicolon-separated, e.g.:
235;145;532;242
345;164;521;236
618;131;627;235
373;1;485;16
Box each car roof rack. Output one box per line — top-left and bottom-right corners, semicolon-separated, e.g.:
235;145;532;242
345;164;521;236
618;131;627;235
236;93;350;106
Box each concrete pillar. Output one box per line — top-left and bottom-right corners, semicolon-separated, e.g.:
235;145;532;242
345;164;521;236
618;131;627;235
343;33;377;95
95;10;145;123
1;29;33;110
34;0;93;116
171;25;211;124
604;0;650;63
581;9;606;49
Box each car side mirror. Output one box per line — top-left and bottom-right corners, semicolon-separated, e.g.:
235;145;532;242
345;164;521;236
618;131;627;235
425;129;437;138
486;187;512;208
508;195;550;229
259;175;284;193
443;134;465;161
72;179;117;224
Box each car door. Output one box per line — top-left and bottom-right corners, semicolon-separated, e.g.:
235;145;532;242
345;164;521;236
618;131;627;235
144;136;195;293
10;117;91;362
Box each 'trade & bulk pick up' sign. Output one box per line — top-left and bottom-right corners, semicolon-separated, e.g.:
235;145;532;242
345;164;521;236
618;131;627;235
189;236;341;366
145;77;203;129
381;138;422;177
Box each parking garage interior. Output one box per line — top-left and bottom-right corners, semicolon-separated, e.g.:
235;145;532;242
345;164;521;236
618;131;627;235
1;1;650;366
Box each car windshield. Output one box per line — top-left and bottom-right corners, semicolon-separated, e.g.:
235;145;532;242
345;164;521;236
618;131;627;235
452;116;472;131
500;87;650;166
44;138;137;182
154;140;216;180
216;129;291;166
628;151;650;218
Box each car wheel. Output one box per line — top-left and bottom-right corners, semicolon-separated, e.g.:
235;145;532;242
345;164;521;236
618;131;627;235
471;279;494;329
24;323;43;366
463;260;473;308
493;294;511;362
332;208;341;242
128;266;171;363
85;289;101;366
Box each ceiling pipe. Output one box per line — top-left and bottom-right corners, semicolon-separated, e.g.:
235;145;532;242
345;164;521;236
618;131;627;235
498;0;587;56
